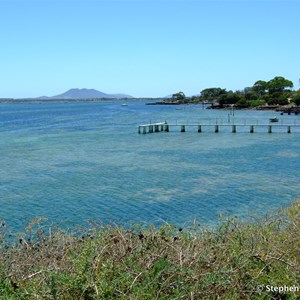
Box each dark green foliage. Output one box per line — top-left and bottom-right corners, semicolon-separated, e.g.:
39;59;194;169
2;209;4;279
244;92;258;101
200;87;227;99
235;98;249;108
292;92;300;106
252;80;268;96
263;92;290;105
219;93;242;106
171;91;186;101
248;99;266;107
253;76;293;96
252;76;294;106
162;75;296;107
267;76;293;94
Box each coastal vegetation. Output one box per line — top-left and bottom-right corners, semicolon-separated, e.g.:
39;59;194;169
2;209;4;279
1;76;298;109
166;76;298;109
1;201;299;299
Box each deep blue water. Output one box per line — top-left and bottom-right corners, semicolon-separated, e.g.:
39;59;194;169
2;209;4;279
1;101;300;231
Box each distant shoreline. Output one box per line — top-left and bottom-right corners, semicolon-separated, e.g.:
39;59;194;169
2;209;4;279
1;98;299;115
0;98;160;104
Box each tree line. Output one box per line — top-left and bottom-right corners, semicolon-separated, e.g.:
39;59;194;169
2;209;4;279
170;76;300;108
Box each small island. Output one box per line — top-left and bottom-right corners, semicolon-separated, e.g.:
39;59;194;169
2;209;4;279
150;76;300;113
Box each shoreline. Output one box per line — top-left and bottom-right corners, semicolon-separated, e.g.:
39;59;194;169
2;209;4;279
147;101;300;114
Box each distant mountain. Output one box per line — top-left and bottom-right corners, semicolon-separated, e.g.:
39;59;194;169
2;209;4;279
40;88;134;99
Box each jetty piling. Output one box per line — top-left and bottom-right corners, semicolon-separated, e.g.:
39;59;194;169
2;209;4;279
268;125;272;133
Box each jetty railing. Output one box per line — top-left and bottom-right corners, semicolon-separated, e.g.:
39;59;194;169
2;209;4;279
138;120;300;134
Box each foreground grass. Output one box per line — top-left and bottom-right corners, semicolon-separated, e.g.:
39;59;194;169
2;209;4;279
0;202;300;300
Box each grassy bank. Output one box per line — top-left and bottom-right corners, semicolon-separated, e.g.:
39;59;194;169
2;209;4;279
1;201;300;300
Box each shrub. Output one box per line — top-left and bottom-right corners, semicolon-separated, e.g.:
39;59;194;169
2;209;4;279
0;201;300;299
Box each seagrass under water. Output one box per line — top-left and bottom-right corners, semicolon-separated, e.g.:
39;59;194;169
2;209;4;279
0;101;300;231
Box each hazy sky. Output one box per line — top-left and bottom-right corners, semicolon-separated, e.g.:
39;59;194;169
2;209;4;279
1;0;299;98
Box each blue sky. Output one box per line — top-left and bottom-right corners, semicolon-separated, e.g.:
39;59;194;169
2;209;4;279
0;0;299;98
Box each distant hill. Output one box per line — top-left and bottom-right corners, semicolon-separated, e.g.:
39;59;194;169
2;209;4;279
39;88;134;99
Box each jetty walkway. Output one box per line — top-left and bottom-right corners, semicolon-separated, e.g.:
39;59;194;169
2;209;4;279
138;120;300;134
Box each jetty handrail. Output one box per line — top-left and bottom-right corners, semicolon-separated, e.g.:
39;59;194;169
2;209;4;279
138;121;300;134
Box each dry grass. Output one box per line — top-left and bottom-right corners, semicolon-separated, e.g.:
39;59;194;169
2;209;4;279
1;201;300;299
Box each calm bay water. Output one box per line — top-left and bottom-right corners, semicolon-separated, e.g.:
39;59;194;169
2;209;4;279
1;101;300;231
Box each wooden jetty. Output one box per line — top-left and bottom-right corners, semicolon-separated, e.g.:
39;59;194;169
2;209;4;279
138;122;300;134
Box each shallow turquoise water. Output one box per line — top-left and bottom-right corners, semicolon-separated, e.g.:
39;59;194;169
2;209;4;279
0;101;300;230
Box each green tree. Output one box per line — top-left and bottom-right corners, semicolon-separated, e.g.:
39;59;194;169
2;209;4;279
244;92;258;100
200;88;227;99
252;80;268;97
219;93;242;106
292;92;300;106
267;76;293;94
172;91;186;101
248;99;266;107
236;98;249;108
263;92;289;105
243;87;253;94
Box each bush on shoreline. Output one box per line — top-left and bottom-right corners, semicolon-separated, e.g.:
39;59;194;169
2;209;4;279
1;201;300;299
